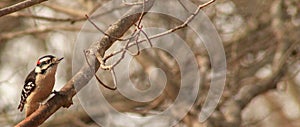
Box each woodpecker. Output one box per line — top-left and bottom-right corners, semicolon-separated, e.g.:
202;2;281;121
17;55;63;117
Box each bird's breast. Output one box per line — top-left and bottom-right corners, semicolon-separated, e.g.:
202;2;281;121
26;68;57;104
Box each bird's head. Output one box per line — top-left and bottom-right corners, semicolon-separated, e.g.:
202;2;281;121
35;55;63;74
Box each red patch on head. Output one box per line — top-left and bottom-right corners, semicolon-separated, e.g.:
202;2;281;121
37;60;40;65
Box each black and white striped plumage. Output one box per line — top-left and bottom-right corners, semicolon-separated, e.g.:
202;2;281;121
17;55;63;117
17;70;36;112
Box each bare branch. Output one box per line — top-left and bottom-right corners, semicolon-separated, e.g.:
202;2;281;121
0;0;48;17
0;25;82;41
7;5;127;24
9;12;84;22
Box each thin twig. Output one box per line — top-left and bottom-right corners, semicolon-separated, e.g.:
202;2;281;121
111;69;118;89
85;14;134;41
0;0;48;17
140;0;215;40
7;5;127;24
100;0;146;67
99;0;214;68
95;0;215;93
0;25;82;41
126;31;141;56
10;12;85;22
135;0;145;28
100;31;138;70
84;50;117;90
110;0;215;57
129;0;146;56
140;29;152;47
102;50;124;63
178;0;191;13
99;1;147;68
96;0;147;89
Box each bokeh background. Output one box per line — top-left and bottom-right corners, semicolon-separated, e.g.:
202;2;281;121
0;0;300;127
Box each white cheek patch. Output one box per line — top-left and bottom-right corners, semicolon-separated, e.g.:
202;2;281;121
35;67;42;73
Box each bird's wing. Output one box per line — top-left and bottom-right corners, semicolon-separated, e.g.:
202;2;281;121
17;70;36;112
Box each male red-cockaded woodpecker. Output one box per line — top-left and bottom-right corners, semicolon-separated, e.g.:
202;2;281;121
17;55;63;117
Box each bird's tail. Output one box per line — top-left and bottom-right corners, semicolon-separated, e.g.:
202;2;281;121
17;101;24;112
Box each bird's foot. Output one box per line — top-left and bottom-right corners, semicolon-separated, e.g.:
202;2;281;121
52;90;68;96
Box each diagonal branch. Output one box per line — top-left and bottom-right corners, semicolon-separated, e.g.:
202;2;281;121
0;0;49;17
15;0;155;126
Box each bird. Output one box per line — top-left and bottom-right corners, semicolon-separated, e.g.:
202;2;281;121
17;55;63;117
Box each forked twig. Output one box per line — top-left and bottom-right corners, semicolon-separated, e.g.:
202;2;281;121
84;50;117;90
84;0;214;91
125;30;141;56
100;30;138;70
98;0;146;69
102;50;124;63
85;0;147;90
140;28;153;47
113;0;215;56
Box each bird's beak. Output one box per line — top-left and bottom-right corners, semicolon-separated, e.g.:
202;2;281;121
56;57;64;63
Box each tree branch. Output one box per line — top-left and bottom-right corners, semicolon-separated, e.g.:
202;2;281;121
0;0;48;17
15;0;155;126
0;25;82;41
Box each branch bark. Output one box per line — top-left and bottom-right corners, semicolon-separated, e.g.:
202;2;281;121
0;0;48;17
15;0;155;126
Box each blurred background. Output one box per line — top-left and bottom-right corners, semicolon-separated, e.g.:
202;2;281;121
0;0;300;127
